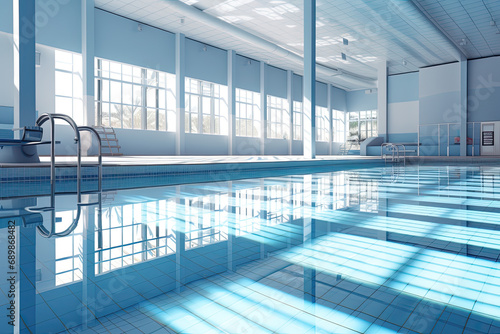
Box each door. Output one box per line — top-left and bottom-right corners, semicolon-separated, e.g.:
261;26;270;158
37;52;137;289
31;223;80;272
481;123;498;155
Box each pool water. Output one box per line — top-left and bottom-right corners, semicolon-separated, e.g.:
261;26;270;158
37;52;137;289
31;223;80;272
1;165;500;333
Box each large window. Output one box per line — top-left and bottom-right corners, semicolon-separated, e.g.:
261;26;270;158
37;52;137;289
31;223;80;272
293;101;302;140
185;78;228;135
332;109;346;142
316;106;329;142
236;88;261;137
267;95;289;139
55;50;83;124
95;58;176;131
348;110;377;142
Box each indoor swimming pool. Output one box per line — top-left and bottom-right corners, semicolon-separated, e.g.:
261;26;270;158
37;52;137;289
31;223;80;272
1;164;500;333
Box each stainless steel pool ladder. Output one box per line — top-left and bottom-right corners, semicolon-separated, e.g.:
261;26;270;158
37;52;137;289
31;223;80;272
24;113;103;238
381;143;407;166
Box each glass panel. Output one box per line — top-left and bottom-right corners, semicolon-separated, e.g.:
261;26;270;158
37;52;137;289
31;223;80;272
203;115;211;133
55;96;72;116
133;107;142;129
110;81;121;103
147;108;156;130
122;83;132;105
158;110;166;131
147;87;157;108
122;106;133;129
110;104;121;128
55;71;72;97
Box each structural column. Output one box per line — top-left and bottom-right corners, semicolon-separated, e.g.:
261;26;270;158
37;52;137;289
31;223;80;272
260;62;266;155
377;61;388;143
228;50;236;155
13;0;36;135
303;0;316;159
459;57;467;156
287;70;293;155
82;0;95;126
175;33;186;155
327;84;333;155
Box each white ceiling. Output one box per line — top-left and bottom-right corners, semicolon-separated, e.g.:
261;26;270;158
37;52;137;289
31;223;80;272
95;0;500;90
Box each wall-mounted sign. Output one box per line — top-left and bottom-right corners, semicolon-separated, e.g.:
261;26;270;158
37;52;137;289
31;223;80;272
482;131;494;146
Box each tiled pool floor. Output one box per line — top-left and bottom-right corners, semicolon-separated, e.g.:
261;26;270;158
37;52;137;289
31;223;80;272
2;165;500;333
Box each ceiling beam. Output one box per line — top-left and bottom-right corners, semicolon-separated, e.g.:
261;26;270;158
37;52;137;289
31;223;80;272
388;0;467;61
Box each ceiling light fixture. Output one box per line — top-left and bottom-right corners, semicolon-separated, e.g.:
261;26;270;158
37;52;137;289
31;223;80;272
459;38;467;46
137;23;143;32
202;45;207;51
402;60;407;66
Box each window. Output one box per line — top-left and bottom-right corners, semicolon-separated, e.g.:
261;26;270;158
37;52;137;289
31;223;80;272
236;88;261;137
316;106;329;142
55;50;83;124
95;58;176;131
332;110;346;142
185;78;228;135
348;112;360;142
267;95;289;139
293;101;303;140
348;110;377;142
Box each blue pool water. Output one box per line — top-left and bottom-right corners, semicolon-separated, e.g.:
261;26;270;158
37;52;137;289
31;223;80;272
1;165;500;333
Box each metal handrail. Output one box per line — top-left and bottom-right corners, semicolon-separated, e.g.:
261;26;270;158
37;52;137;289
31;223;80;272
381;143;407;165
26;114;103;238
36;113;82;203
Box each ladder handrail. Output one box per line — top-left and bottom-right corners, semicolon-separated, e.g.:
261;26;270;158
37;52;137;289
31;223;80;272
36;113;82;203
27;114;103;238
381;143;406;166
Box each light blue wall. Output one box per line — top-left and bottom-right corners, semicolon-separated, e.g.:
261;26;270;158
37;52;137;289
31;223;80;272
292;74;302;102
36;0;82;52
419;62;460;125
264;138;288;155
0;0;12;33
185;133;228;155
234;55;260;92
468;56;500;122
265;65;287;99
0;0;82;51
315;82;328;108
331;86;346;111
387;72;419;140
185;38;227;85
388;72;419;103
346;89;377;112
95;9;175;73
0;106;13;139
